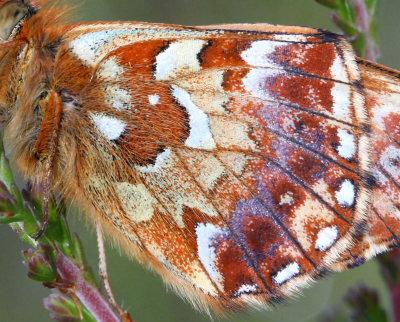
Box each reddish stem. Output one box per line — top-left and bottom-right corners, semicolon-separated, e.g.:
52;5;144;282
390;284;400;322
351;0;380;61
56;253;121;322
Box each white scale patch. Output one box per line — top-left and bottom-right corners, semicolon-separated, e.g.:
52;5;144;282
242;68;280;101
114;182;157;223
196;223;225;289
105;86;132;110
148;94;160;105
337;128;356;159
155;39;207;80
312;52;352;119
90;113;126;141
315;226;339;251
380;146;400;179
176;70;230;116
171;85;216;150
240;40;284;68
210;117;256;151
331;82;351;118
70;28;217;67
137;149;172;173
97;57;125;80
279;191;294;206
234;284;258;297
330;55;349;83
70;29;133;66
272;34;309;42
372;96;400;130
335;179;355;207
273;262;301;285
217;151;248;176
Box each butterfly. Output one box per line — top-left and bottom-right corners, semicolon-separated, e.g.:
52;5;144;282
0;0;399;315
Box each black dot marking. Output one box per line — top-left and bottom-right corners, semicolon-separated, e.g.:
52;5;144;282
360;123;371;135
347;257;365;269
364;172;378;188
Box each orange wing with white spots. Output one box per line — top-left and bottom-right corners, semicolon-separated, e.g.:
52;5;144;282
45;22;395;312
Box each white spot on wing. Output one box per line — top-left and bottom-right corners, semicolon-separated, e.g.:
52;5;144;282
234;284;258;297
337;129;356;159
114;182;157;222
381;146;400;179
155;39;206;80
90;113;126;140
138;149;172;173
272;34;309;42
279;191;294;206
105;86;132;110
172;85;216;150
148;94;160;105
330;55;349;82
70;29;132;66
196;223;225;288
242;68;280;101
273;262;301;284
315;226;339;251
241;40;284;68
331;82;351;118
335;179;355;207
98;57;125;80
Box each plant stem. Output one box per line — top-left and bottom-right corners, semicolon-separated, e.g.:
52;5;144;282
0;134;132;322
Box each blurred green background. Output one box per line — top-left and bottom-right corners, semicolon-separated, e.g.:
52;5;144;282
0;1;399;321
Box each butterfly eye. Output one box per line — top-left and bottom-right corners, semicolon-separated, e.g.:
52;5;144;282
0;1;30;41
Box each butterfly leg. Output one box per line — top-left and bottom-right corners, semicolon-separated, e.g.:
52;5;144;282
32;91;63;240
96;223;133;322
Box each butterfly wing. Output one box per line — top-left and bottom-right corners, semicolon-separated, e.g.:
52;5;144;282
54;23;373;311
334;60;400;270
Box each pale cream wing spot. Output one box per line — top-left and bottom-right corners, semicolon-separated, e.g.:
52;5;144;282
217;151;249;176
97;56;125;80
155;39;207;81
279;191;294;206
312;179;337;207
114;182;157;223
209;116;257;151
176;70;230;115
105;86;132;111
134;150;219;228
291;195;336;252
330;55;350;83
181;150;226;191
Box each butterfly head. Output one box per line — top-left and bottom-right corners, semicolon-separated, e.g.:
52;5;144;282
0;0;40;42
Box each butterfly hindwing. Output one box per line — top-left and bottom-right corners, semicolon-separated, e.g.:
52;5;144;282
53;23;372;310
334;60;400;270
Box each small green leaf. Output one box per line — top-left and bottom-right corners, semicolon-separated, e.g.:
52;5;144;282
22;245;57;283
44;293;98;322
